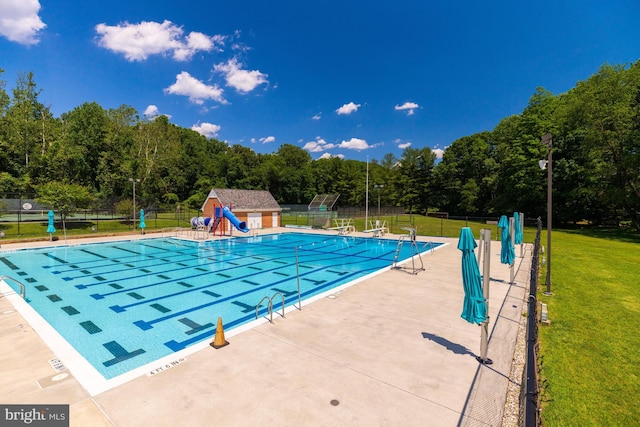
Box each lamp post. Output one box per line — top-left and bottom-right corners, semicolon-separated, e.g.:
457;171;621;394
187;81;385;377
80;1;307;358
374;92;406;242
540;134;553;295
374;184;384;219
365;156;369;229
129;178;140;230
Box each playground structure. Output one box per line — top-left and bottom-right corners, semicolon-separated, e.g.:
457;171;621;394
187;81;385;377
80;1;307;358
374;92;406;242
191;204;249;239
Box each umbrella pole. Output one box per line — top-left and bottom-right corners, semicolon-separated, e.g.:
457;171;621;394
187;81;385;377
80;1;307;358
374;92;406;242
520;212;525;258
509;217;515;284
478;229;493;365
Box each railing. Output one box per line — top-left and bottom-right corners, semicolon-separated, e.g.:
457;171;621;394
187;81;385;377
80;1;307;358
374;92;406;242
0;275;26;299
421;241;436;253
521;217;543;426
255;292;285;323
161;227;190;238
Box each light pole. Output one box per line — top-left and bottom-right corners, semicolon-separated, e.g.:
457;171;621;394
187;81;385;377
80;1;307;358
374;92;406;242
365;156;369;229
129;178;140;230
540;134;553;295
374;184;384;219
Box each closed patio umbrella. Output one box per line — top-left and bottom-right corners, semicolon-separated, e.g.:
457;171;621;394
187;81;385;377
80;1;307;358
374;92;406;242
498;215;515;265
514;212;523;245
458;227;487;325
139;209;146;234
46;210;56;241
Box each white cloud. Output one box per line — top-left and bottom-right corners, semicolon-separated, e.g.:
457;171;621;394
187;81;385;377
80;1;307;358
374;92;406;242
214;58;268;93
250;138;257;143
318;152;344;160
95;20;224;62
0;0;46;45
143;104;172;120
164;71;226;105
395;101;420;116
312;113;321;120
303;137;335;153
398;141;412;149
192;122;221;138
143;105;159;117
432;148;445;159
338;137;369;150
259;136;275;143
336;102;361;115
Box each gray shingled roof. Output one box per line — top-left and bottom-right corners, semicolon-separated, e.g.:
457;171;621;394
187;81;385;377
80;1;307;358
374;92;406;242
203;188;281;211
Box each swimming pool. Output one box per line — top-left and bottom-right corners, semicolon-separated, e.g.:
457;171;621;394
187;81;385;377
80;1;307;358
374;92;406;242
0;232;442;389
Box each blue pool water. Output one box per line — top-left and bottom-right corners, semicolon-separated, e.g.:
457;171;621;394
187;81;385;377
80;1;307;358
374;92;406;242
0;233;441;380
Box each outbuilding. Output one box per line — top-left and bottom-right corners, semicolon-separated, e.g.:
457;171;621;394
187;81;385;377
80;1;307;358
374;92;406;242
201;188;281;230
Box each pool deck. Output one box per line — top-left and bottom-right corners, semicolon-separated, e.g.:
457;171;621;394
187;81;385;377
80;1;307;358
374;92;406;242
1;228;531;426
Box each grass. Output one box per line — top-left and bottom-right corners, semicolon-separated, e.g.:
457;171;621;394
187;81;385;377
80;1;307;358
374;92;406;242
537;228;640;425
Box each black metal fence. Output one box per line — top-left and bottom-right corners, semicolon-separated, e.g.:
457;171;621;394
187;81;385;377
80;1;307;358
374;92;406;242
0;198;202;239
522;217;543;426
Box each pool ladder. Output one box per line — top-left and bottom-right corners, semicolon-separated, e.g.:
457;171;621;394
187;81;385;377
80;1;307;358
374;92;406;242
255;292;285;323
1;275;26;299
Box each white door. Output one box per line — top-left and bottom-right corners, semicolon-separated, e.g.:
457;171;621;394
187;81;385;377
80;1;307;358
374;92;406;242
272;212;279;227
248;213;262;229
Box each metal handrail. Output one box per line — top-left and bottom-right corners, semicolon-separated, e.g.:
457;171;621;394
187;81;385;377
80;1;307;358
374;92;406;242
1;275;26;299
256;296;271;321
422;241;435;253
255;292;286;323
161;227;189;238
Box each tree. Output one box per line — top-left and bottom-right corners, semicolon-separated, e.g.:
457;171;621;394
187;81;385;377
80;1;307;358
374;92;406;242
560;62;640;229
2;71;48;178
36;181;95;235
47;102;109;188
432;132;493;215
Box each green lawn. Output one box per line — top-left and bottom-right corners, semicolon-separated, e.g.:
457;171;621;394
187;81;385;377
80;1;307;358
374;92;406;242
537;228;640;425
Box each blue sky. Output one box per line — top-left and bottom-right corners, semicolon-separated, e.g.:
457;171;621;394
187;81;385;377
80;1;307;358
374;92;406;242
1;1;639;162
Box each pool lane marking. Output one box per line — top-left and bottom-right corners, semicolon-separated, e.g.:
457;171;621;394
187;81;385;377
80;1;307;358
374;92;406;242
49;250;197;276
86;247;394;307
130;259;385;331
87;254;295;298
131;268;311;330
0;257;20;270
73;246;298;288
107;259;303;311
75;252;269;289
93;247;374;303
91;238;356;291
163;267;376;351
102;341;146;367
40;239;199;272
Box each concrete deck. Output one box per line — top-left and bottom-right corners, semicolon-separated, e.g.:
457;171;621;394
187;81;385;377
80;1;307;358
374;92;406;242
1;228;531;426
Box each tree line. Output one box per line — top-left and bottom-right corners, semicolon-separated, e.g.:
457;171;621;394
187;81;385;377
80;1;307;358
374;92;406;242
1;61;639;230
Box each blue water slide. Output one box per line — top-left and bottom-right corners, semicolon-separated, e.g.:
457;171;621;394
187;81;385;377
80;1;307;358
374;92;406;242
222;206;249;233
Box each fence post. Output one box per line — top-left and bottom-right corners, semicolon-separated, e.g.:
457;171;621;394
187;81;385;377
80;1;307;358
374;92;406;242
524;217;543;427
